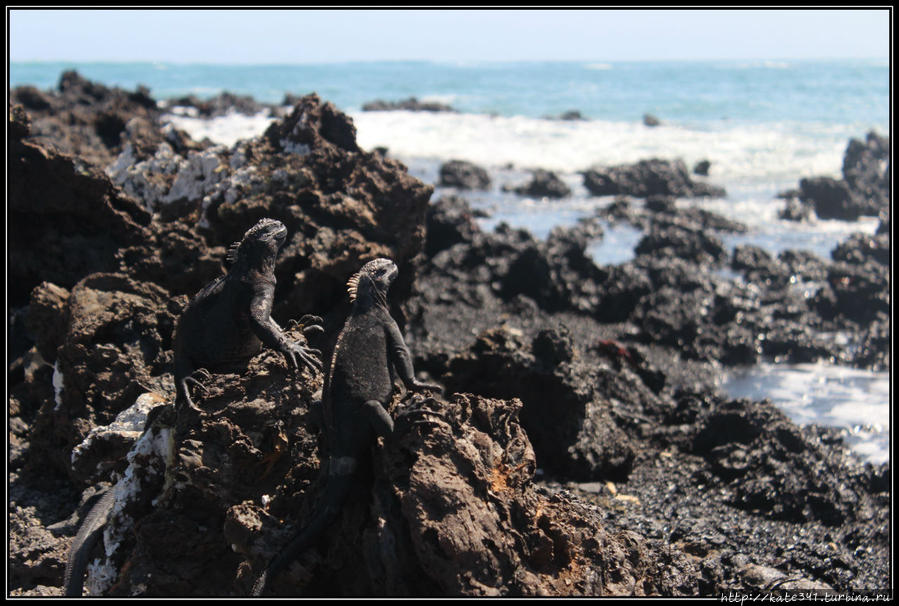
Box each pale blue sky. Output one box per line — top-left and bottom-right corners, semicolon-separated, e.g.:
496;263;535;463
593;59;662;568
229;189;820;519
8;8;891;64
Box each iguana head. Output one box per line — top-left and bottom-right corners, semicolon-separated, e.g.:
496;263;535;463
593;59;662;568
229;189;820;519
347;258;398;308
227;218;288;268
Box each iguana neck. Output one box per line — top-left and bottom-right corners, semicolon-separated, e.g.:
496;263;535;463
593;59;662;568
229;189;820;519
231;248;278;280
353;275;389;313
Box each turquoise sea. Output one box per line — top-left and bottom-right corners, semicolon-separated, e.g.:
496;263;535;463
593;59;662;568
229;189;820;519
10;59;889;126
9;60;891;463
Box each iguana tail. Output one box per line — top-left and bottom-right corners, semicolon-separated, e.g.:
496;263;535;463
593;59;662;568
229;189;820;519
64;487;116;597
251;472;353;596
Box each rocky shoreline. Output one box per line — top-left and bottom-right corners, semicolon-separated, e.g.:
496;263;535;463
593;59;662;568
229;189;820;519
8;74;890;597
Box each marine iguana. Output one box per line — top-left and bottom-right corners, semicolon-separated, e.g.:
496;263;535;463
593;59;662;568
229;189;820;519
62;400;177;597
173;217;323;414
63;486;116;596
251;257;440;596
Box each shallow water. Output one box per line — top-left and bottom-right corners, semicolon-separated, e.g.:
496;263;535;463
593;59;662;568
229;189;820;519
722;363;889;464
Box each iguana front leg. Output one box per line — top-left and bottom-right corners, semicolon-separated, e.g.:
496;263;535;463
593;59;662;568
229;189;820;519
386;320;441;393
249;284;322;375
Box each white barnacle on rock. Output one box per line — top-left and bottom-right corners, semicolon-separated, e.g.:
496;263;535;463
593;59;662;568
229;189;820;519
106;142;185;212
278;112;311;155
52;361;64;411
71;392;166;467
223;165;261;205
105;142;137;179
280;138;311;156
87;419;175;596
229;144;248;170
85;557;118;597
164;147;226;204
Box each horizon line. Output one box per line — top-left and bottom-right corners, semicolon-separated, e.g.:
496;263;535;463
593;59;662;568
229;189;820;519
10;56;889;66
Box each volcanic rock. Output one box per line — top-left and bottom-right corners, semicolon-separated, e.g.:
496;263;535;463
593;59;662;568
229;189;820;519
841;131;890;214
442;326;638;482
439;159;491;190
425;195;482;256
692;160;711;176
582;158;726;199
362;96;456;113
8;76;890;599
166;92;272;118
10;70;198;169
556;110;586;121
787;131;890;221
8;104;152;306
505;169;571;199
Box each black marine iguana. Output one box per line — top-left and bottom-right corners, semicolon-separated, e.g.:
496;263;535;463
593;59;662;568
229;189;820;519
64;220;322;596
63;486;116;596
173;217;323;414
62;402;178;597
252;257;440;596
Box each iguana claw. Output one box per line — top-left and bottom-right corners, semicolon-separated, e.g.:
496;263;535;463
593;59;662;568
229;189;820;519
183;368;210;398
285;343;323;375
289;315;325;339
393;407;448;436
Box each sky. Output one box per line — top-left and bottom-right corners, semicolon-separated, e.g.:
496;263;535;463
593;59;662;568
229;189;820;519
7;8;891;64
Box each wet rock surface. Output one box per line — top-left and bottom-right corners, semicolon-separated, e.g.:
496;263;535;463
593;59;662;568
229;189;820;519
164;92;274;118
8;76;889;597
362;97;457;113
552;109;587;121
439;159;492;190
582;158;726;199
415;194;884;371
693;159;711;176
781;131;890;221
504;168;572;199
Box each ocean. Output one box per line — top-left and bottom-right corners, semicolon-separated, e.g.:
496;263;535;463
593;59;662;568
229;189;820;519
9;59;890;463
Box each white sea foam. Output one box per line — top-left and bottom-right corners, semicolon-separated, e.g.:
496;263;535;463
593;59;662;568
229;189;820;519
165;107;850;193
351;111;847;186
166;107;879;261
164;110;277;148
